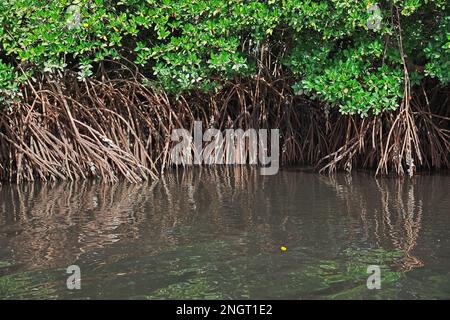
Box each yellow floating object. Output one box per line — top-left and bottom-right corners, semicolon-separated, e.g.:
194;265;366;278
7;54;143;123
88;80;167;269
280;246;287;251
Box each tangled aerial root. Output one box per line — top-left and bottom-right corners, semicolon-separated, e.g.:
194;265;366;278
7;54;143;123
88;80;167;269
0;68;448;183
0;74;168;183
316;96;450;177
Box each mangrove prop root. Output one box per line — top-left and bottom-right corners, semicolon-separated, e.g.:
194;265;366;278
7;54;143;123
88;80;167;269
0;72;448;183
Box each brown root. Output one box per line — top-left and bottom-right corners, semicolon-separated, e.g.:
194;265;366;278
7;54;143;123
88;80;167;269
0;66;448;183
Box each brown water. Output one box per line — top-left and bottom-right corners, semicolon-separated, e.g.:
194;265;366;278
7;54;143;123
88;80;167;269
0;168;449;299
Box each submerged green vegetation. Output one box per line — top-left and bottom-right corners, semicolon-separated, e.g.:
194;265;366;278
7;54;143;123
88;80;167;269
145;246;406;299
0;261;59;299
2;247;440;300
0;1;449;181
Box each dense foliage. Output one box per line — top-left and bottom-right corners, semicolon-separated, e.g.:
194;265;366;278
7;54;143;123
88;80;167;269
0;0;449;115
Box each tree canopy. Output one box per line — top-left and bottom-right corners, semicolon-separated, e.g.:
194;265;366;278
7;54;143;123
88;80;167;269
0;0;449;115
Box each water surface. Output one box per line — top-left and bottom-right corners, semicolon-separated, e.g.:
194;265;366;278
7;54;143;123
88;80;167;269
0;168;449;299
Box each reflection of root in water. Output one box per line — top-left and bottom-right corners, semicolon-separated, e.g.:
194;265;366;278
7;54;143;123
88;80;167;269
0;181;155;268
321;173;424;272
376;179;423;272
0;168;274;269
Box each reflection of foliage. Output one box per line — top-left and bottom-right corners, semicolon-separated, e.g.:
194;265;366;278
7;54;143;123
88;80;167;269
0;276;25;298
0;242;443;300
0;266;60;299
0;260;13;269
276;248;405;299
147;277;224;299
140;245;407;300
410;274;450;299
343;248;404;271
